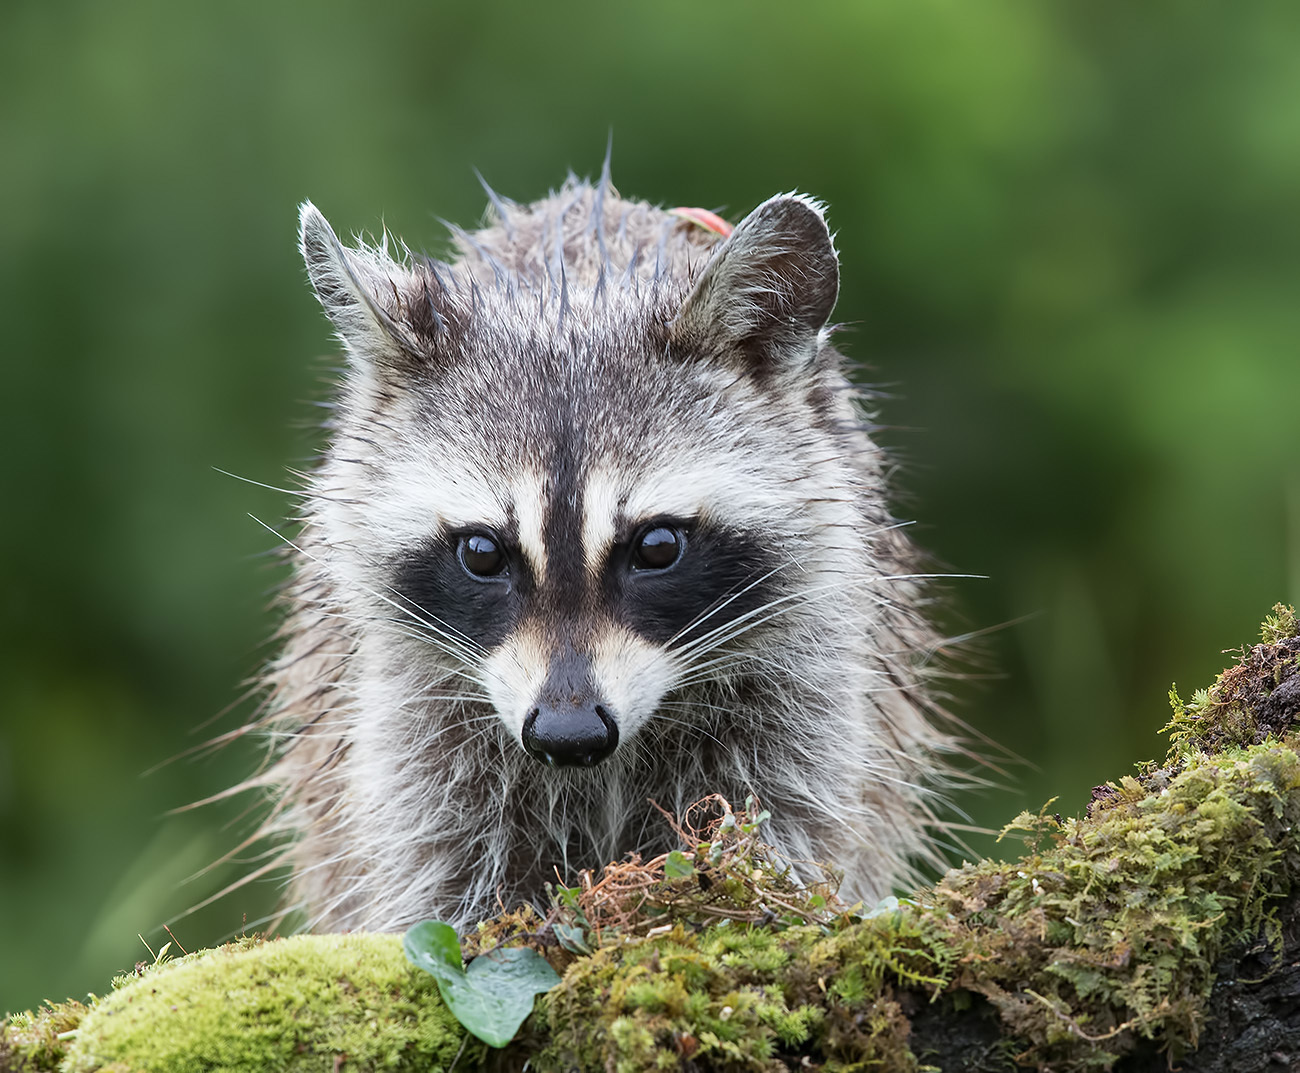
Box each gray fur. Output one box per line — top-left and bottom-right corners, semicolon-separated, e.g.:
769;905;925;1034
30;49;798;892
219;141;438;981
252;177;952;932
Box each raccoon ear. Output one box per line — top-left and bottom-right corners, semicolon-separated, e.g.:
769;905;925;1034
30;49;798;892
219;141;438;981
671;194;839;373
299;202;441;368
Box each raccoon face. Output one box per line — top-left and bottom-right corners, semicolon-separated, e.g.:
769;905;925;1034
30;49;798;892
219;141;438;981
300;192;841;768
388;500;782;767
396;521;696;768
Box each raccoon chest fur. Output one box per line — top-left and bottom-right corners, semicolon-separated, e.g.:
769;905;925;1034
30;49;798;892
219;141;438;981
261;172;949;931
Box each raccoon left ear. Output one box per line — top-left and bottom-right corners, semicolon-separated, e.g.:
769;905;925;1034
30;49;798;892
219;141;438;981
300;202;418;364
299;202;452;372
670;194;839;373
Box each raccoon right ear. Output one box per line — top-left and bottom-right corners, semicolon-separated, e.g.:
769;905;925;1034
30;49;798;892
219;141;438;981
299;202;434;368
670;193;839;375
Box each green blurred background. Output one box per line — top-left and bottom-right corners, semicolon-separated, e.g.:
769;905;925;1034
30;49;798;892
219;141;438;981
2;0;1297;1015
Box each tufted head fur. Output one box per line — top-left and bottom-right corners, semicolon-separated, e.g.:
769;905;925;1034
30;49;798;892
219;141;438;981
251;170;953;931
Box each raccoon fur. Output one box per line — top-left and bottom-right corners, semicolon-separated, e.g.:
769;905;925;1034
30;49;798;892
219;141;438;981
255;170;951;932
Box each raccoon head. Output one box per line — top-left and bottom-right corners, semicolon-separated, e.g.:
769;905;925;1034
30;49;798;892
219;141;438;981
298;191;846;770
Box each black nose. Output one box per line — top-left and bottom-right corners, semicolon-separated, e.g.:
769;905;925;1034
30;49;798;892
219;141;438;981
522;704;619;768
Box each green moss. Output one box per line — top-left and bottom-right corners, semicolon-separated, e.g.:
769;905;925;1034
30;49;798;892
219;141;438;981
930;741;1300;1068
537;608;1300;1071
1;997;90;1072
1164;602;1300;759
537;914;944;1071
1262;602;1299;645
62;934;473;1073
534;734;1300;1070
6;605;1299;1072
542;927;801;1072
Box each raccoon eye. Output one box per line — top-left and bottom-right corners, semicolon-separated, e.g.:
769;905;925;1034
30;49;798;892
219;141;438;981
459;533;506;578
632;526;683;571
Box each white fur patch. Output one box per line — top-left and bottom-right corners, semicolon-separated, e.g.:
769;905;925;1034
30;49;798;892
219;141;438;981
480;625;550;739
589;626;677;738
358;434;510;548
512;469;549;583
581;446;786;546
581;468;622;576
478;617;675;748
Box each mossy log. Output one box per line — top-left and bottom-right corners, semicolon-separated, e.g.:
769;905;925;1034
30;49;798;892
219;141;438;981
4;607;1299;1072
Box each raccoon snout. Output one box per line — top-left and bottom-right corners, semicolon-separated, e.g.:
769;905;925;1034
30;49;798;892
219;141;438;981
521;702;619;768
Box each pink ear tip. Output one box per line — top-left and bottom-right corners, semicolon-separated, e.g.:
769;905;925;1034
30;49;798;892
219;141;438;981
669;206;734;238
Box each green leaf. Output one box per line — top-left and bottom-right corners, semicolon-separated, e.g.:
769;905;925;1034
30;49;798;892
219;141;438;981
403;921;561;1048
552;923;593;955
664;850;695;878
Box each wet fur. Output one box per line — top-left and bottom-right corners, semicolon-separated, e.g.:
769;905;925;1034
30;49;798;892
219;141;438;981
250;171;952;931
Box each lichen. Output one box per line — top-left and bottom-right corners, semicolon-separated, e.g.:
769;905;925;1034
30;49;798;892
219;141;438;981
61;934;473;1072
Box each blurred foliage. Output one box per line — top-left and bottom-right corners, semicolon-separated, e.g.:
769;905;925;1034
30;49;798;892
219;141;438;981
1;0;1297;1017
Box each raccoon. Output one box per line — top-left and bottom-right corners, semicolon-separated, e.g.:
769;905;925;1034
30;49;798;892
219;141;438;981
254;169;951;932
